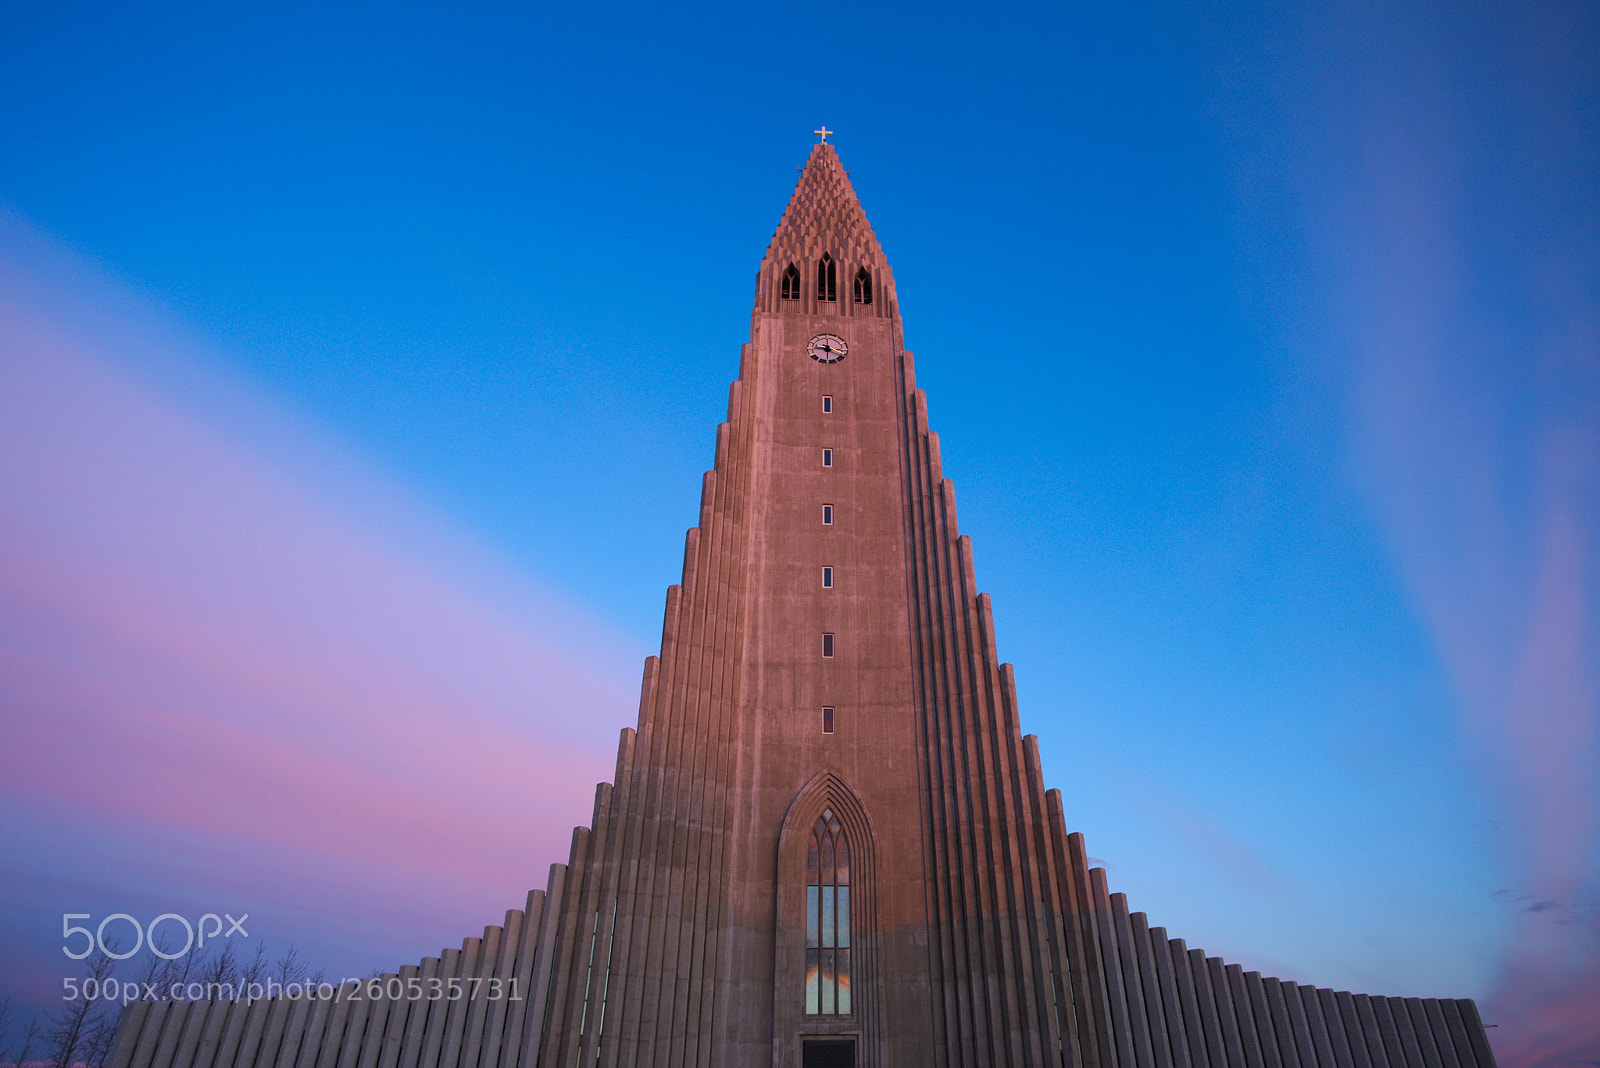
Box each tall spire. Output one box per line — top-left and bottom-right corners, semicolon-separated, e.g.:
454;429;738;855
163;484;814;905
757;141;896;317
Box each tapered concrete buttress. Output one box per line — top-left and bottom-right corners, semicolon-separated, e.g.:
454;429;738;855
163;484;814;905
1157;934;1204;1068
128;999;170;1068
191;997;233;1068
1301;987;1339;1068
1183;949;1227;1068
266;993;311;1068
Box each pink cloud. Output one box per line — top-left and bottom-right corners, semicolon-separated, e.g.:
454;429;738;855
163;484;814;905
1319;76;1599;1068
0;213;638;993
1123;770;1291;900
1485;906;1600;1068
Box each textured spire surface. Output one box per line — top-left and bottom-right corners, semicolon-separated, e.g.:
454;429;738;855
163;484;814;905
753;141;896;318
762;142;887;271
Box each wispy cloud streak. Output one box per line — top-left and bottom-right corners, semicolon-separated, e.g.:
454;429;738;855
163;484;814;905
0;211;637;1001
1272;0;1600;1062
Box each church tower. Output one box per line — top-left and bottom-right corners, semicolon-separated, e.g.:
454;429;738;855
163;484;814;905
109;137;1498;1068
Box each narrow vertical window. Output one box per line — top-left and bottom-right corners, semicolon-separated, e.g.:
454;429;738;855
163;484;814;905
805;809;851;1014
822;504;833;525
781;263;801;300
822;633;834;658
822;448;833;467
821;566;834;588
852;267;873;305
822;396;833;413
822;707;836;734
817;254;837;302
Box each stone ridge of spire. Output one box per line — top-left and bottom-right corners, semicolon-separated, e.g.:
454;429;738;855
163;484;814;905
761;142;888;273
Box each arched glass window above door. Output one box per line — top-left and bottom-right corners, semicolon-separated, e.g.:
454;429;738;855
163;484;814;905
805;808;851;1015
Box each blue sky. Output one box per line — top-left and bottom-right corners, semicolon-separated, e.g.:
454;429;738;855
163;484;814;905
2;1;1595;1064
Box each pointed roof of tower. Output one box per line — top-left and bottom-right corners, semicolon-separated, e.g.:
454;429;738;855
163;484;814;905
760;141;890;273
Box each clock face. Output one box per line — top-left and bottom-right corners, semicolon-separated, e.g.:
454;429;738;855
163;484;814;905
808;334;848;364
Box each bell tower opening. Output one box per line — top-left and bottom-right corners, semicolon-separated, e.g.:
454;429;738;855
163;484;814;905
852;266;872;304
817;253;837;301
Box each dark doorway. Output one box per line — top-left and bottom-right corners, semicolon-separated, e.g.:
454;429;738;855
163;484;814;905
801;1039;855;1068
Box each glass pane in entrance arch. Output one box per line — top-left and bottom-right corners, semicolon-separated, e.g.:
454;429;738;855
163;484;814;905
801;1038;855;1068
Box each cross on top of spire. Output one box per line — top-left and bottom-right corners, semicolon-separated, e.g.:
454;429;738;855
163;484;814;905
761;130;886;294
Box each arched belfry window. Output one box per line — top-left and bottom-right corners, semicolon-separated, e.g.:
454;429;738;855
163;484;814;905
805;808;851;1015
781;263;801;300
817;254;837;302
852;267;872;305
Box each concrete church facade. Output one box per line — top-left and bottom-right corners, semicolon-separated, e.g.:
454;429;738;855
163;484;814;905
109;138;1497;1068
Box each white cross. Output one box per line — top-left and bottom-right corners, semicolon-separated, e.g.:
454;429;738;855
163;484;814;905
814;126;833;143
